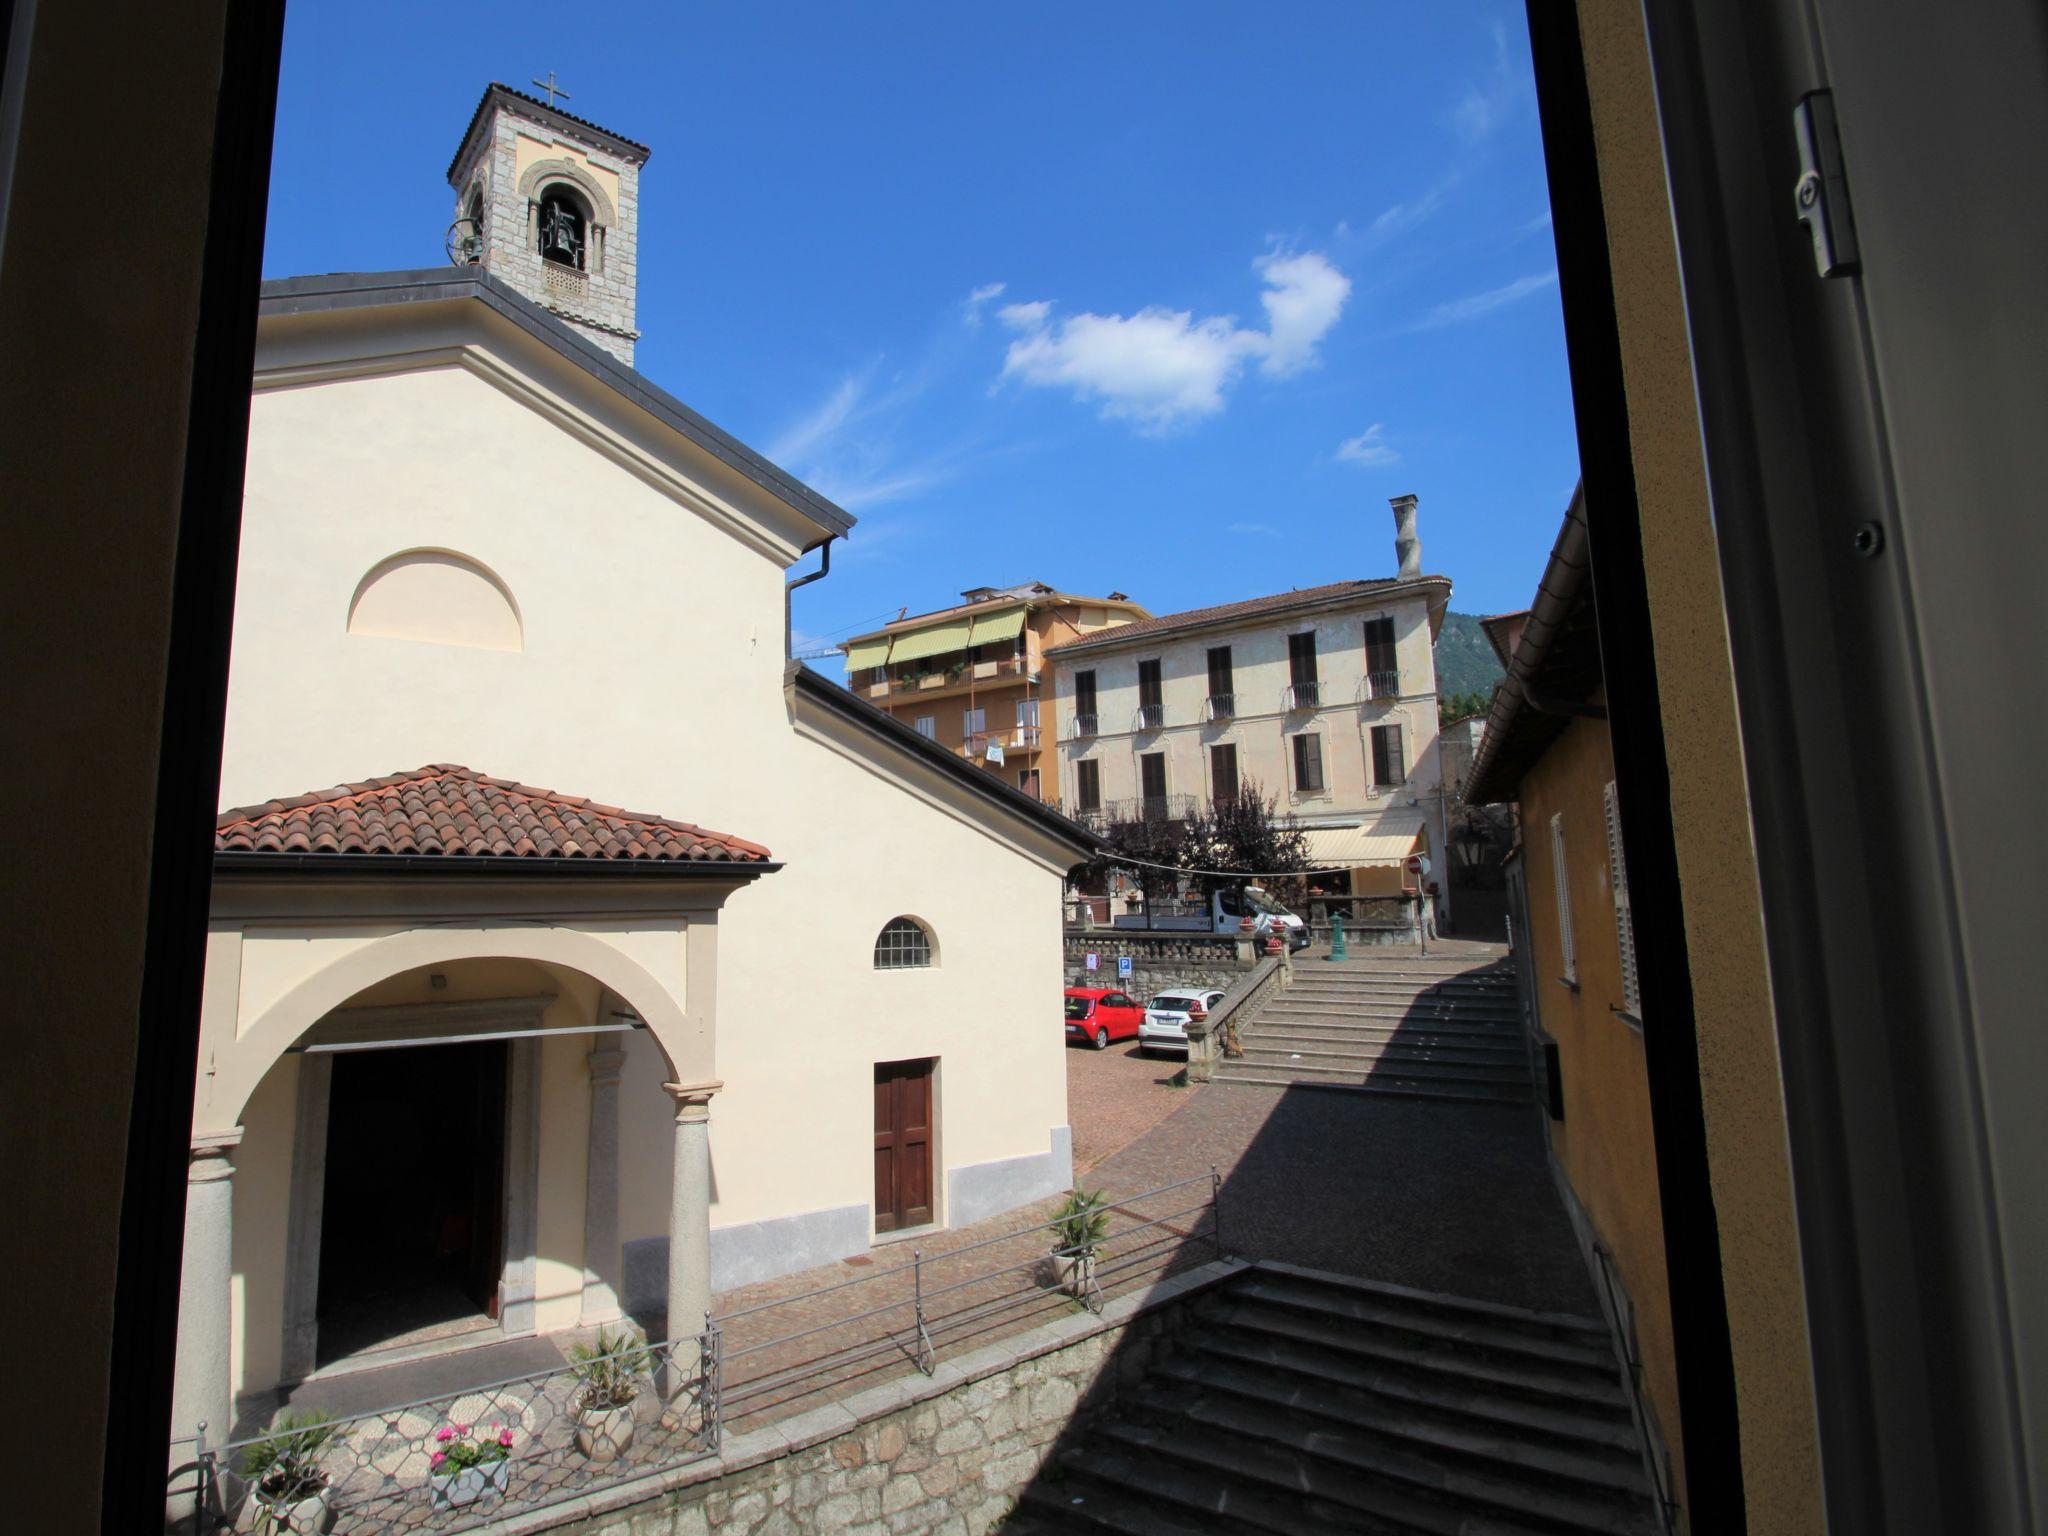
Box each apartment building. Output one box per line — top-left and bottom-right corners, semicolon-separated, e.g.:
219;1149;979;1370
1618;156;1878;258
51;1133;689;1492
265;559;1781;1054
1045;498;1454;905
840;583;1152;799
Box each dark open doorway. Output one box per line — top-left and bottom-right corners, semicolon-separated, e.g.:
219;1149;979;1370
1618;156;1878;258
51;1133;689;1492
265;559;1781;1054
315;1039;508;1363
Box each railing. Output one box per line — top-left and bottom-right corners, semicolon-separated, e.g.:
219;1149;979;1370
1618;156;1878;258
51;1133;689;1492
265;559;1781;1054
1133;703;1164;731
709;1172;1225;1432
1010;725;1042;747
1086;793;1199;825
172;1329;719;1535
1066;712;1099;740
1363;668;1401;701
1202;692;1235;721
1590;1240;1680;1534
1283;679;1320;710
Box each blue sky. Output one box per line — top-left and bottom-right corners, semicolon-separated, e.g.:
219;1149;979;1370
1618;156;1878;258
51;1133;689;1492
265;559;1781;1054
264;3;1579;665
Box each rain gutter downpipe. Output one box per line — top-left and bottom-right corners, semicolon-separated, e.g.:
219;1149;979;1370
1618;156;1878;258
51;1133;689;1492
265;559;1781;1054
784;536;834;658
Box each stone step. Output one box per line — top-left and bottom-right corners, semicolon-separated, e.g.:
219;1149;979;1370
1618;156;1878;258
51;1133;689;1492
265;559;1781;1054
1240;1026;1528;1057
1222;1055;1532;1089
1282;987;1520;1011
1150;1352;1651;1502
1048;1442;1350;1536
1240;1042;1531;1074
1228;1272;1619;1375
1215;1070;1533;1106
1193;1330;1642;1457
1265;996;1523;1018
1249;1262;1610;1344
1094;1419;1567;1536
1214;1300;1632;1414
1017;1464;1242;1536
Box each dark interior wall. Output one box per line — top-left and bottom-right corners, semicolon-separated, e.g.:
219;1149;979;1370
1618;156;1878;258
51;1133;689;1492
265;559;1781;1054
0;2;278;1529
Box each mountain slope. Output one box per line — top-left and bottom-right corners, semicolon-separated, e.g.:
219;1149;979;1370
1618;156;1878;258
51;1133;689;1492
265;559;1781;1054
1435;611;1506;699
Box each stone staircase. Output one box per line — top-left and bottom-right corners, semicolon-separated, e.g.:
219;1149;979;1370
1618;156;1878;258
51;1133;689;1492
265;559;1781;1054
1011;1262;1665;1536
1215;956;1534;1105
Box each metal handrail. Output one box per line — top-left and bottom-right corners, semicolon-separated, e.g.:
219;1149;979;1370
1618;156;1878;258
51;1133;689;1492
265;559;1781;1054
1590;1240;1679;1533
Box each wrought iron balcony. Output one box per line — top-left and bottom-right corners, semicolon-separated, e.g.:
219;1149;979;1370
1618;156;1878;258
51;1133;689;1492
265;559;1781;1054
1086;793;1198;825
1283;679;1320;711
1364;669;1402;701
1202;692;1235;721
1066;712;1099;740
1133;704;1165;732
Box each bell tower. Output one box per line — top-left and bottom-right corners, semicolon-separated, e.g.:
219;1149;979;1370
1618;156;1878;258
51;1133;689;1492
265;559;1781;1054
446;81;650;365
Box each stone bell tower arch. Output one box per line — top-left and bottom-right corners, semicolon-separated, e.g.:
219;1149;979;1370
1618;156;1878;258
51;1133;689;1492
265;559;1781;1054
446;80;650;364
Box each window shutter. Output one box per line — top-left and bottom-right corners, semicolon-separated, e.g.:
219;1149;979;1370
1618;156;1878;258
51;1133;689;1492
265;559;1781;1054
1550;811;1577;984
1605;781;1640;1015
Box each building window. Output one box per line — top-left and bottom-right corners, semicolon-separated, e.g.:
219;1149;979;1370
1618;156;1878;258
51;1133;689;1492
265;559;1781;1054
1371;723;1406;786
913;715;936;741
1014;697;1039;744
1605;781;1641;1017
1139;751;1168;816
537;187;589;270
874;916;935;970
1291;732;1325;793
1210;742;1240;804
1136;659;1163;730
1288;631;1319;708
1550;812;1577;985
1206;646;1234;717
1073;669;1098;736
1018;768;1042;798
1076;759;1101;813
1364;616;1399;698
961;706;986;741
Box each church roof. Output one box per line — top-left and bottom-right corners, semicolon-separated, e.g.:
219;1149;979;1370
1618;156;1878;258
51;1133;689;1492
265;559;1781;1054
446;82;652;182
216;765;772;863
259;269;855;539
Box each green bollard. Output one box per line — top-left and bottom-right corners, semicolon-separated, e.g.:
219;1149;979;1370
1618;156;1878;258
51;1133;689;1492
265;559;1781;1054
1325;912;1348;961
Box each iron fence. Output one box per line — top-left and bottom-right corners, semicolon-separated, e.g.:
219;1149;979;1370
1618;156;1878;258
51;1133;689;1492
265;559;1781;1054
168;1172;1224;1532
171;1330;717;1535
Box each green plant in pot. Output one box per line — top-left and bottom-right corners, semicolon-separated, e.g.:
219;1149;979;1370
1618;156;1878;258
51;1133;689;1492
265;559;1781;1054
1050;1188;1110;1300
240;1412;339;1535
569;1328;647;1462
428;1421;514;1509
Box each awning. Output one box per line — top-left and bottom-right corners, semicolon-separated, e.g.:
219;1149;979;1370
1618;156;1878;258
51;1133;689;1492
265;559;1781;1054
1303;814;1426;870
845;636;892;670
967;606;1027;646
886;619;973;665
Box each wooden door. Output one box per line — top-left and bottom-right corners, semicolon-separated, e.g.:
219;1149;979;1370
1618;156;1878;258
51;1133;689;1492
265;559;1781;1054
873;1059;934;1233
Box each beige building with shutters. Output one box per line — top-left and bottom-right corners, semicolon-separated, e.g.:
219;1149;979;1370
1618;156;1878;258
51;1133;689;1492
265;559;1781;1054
1044;498;1455;906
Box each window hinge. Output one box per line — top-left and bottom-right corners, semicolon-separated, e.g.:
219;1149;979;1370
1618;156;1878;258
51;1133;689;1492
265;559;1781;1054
1793;90;1860;278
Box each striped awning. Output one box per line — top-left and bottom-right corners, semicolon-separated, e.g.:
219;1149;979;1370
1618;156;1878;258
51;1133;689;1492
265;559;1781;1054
1302;814;1426;869
845;636;892;670
886;619;972;664
966;606;1027;646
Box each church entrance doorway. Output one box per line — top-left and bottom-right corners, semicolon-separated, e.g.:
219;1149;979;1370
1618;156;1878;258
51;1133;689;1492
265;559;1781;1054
873;1058;934;1234
315;1038;508;1363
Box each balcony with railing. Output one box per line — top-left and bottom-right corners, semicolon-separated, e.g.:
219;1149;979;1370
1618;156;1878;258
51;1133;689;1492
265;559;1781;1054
1202;692;1235;721
1282;679;1321;711
1362;668;1402;701
1066;712;1099;740
1133;703;1164;732
856;654;1038;701
1076;792;1199;827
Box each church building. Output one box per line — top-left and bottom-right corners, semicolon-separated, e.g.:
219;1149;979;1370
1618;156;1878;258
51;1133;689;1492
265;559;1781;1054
172;83;1095;1444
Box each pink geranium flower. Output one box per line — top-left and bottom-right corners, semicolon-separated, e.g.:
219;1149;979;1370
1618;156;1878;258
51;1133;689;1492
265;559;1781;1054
429;1451;445;1468
435;1426;454;1443
498;1427;514;1447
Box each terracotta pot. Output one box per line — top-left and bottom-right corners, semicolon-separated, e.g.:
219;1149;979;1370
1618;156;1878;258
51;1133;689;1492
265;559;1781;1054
574;1401;638;1462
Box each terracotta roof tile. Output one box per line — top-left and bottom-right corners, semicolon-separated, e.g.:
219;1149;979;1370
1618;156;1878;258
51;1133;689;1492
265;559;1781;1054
216;766;770;863
1041;576;1448;654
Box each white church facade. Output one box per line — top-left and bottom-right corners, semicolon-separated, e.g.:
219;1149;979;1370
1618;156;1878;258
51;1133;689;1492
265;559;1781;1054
172;84;1093;1441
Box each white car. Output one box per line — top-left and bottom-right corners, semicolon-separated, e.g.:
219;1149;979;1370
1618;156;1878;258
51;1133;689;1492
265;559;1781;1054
1138;987;1227;1056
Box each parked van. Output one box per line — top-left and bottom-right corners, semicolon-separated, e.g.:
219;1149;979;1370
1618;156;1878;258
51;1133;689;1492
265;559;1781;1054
1111;885;1309;950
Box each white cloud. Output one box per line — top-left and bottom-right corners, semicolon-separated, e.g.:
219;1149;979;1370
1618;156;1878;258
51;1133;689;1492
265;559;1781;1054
963;282;1007;326
1369;177;1457;243
767;371;867;465
997;251;1350;429
1408;270;1557;331
1335;423;1399;467
1451;22;1522;143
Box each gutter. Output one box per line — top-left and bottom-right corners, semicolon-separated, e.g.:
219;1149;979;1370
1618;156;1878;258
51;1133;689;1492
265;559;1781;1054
213;851;783;880
784;536;833;657
1041;575;1453;660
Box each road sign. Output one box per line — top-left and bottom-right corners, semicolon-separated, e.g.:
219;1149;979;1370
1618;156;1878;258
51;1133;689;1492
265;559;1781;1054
1117;955;1133;978
1085;952;1099;971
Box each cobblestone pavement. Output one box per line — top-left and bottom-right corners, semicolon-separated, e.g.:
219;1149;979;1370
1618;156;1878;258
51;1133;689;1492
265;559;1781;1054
1063;1036;1202;1173
1086;1074;1599;1318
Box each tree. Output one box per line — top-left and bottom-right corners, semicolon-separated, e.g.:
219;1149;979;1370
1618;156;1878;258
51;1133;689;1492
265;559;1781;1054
1439;688;1491;725
1184;779;1311;896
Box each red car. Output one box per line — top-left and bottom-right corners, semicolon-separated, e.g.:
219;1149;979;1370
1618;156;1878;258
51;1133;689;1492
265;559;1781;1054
1065;986;1145;1050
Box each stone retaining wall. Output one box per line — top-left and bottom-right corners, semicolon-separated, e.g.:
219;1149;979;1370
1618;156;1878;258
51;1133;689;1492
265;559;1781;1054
508;1261;1244;1536
1061;931;1251;996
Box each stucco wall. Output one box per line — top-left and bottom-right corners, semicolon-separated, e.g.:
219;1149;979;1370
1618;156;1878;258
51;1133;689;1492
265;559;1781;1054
1048;594;1446;848
211;342;1078;1388
1516;711;1682;1505
1576;2;1825;1528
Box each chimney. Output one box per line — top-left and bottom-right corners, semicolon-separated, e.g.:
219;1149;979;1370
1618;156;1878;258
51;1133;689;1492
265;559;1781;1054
1390;494;1421;578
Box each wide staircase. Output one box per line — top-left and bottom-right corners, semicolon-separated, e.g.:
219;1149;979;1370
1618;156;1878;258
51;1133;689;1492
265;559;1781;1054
1215;955;1533;1105
1013;1263;1665;1536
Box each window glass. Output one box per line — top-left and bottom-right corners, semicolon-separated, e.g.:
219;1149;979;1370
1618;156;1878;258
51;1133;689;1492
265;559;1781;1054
1064;995;1095;1020
913;715;936;740
874;916;934;969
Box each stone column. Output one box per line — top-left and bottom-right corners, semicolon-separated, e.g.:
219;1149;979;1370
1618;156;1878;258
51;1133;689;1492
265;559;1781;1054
169;1130;242;1517
579;1043;626;1327
662;1079;720;1387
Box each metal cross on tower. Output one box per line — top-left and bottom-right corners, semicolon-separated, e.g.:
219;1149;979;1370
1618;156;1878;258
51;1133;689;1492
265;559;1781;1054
531;72;571;108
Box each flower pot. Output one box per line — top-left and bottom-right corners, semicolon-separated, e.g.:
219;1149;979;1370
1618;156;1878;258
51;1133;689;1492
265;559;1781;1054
252;1483;334;1535
429;1457;510;1510
1051;1249;1096;1299
574;1401;637;1462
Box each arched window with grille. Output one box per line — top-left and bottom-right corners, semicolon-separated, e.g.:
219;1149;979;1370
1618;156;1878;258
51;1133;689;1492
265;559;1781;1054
873;916;936;970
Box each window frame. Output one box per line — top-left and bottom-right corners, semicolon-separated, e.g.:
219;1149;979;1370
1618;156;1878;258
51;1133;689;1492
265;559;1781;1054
912;715;936;741
1075;758;1101;813
873;915;936;971
1371;722;1407;787
1550;811;1577;986
1605;780;1641;1018
1291;731;1325;794
1209;741;1239;804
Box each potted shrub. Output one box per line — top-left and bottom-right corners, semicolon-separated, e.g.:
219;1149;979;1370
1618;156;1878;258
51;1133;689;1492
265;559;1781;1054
240;1412;339;1535
427;1422;513;1509
568;1328;646;1462
1049;1188;1110;1300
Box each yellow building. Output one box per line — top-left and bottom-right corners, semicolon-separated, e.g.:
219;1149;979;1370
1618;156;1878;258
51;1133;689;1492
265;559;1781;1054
839;583;1151;800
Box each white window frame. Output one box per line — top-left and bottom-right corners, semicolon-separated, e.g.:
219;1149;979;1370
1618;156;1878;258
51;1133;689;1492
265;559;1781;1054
1550;811;1577;986
1605;781;1642;1018
913;715;936;741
